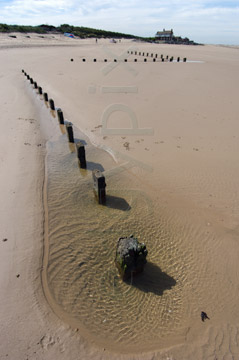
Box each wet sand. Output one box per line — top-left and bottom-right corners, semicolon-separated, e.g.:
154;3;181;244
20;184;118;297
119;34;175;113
1;33;239;359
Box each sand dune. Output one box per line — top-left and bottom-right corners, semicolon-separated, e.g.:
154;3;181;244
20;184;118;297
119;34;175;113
1;33;239;359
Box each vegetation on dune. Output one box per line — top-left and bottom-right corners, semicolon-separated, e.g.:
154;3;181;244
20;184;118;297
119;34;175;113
0;23;200;44
0;23;140;39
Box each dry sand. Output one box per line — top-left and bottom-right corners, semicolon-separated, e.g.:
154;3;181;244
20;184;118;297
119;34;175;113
1;33;239;359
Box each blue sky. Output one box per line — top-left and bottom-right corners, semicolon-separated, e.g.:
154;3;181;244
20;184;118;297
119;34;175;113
0;0;238;44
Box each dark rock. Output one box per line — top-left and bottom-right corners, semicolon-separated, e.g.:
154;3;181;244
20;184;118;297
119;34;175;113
115;235;148;280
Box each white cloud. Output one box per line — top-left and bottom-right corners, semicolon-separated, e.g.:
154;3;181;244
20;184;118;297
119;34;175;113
0;0;239;44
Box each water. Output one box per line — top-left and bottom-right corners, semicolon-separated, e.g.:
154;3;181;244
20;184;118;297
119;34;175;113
42;120;221;352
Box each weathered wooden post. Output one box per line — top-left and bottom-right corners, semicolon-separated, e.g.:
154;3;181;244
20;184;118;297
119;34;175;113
27;75;30;80
57;108;64;124
183;57;187;62
151;53;153;57
162;58;164;62
114;59;117;62
155;54;158;58
93;58;97;62
43;92;48;101
142;52;144;56
104;59;107;62
76;142;86;169
177;57;180;62
146;52;149;56
134;59;137;62
30;78;33;84
124;59;127;62
33;81;38;88
38;86;42;95
82;58;86;62
135;51;137;55
139;52;141;55
92;170;106;204
22;69;24;73
49;99;55;110
170;56;173;62
144;58;147;62
153;58;156;62
66;123;74;143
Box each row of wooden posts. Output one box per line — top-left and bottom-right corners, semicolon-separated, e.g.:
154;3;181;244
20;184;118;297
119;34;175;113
22;69;106;204
127;51;187;62
80;54;186;63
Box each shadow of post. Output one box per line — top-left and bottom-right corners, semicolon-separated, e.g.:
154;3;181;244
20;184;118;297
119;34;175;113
103;195;131;211
126;262;176;296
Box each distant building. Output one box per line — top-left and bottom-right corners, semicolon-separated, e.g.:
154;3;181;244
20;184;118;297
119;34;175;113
155;29;174;42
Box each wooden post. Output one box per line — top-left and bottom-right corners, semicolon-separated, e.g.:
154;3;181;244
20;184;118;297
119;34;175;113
30;78;33;84
93;58;97;62
38;86;42;95
162;58;164;62
92;170;106;204
153;58;156;62
135;51;137;55
104;59;107;62
155;54;158;58
124;59;127;62
183;57;187;62
27;75;30;80
22;69;24;73
33;81;37;88
142;52;144;56
82;58;86;62
49;99;55;110
57;108;64;124
66;123;74;143
43;92;48;101
151;53;153;57
177;57;180;62
76;142;86;169
144;58;147;62
134;59;137;62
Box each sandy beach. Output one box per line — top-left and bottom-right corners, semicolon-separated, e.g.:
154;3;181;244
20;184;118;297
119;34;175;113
1;33;239;359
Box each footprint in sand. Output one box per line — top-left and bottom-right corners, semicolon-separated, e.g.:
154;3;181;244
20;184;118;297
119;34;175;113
95;125;102;129
144;148;149;151
135;140;140;143
40;335;65;352
123;142;130;150
193;148;199;151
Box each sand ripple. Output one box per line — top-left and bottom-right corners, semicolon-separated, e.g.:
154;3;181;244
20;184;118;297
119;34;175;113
43;129;237;352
